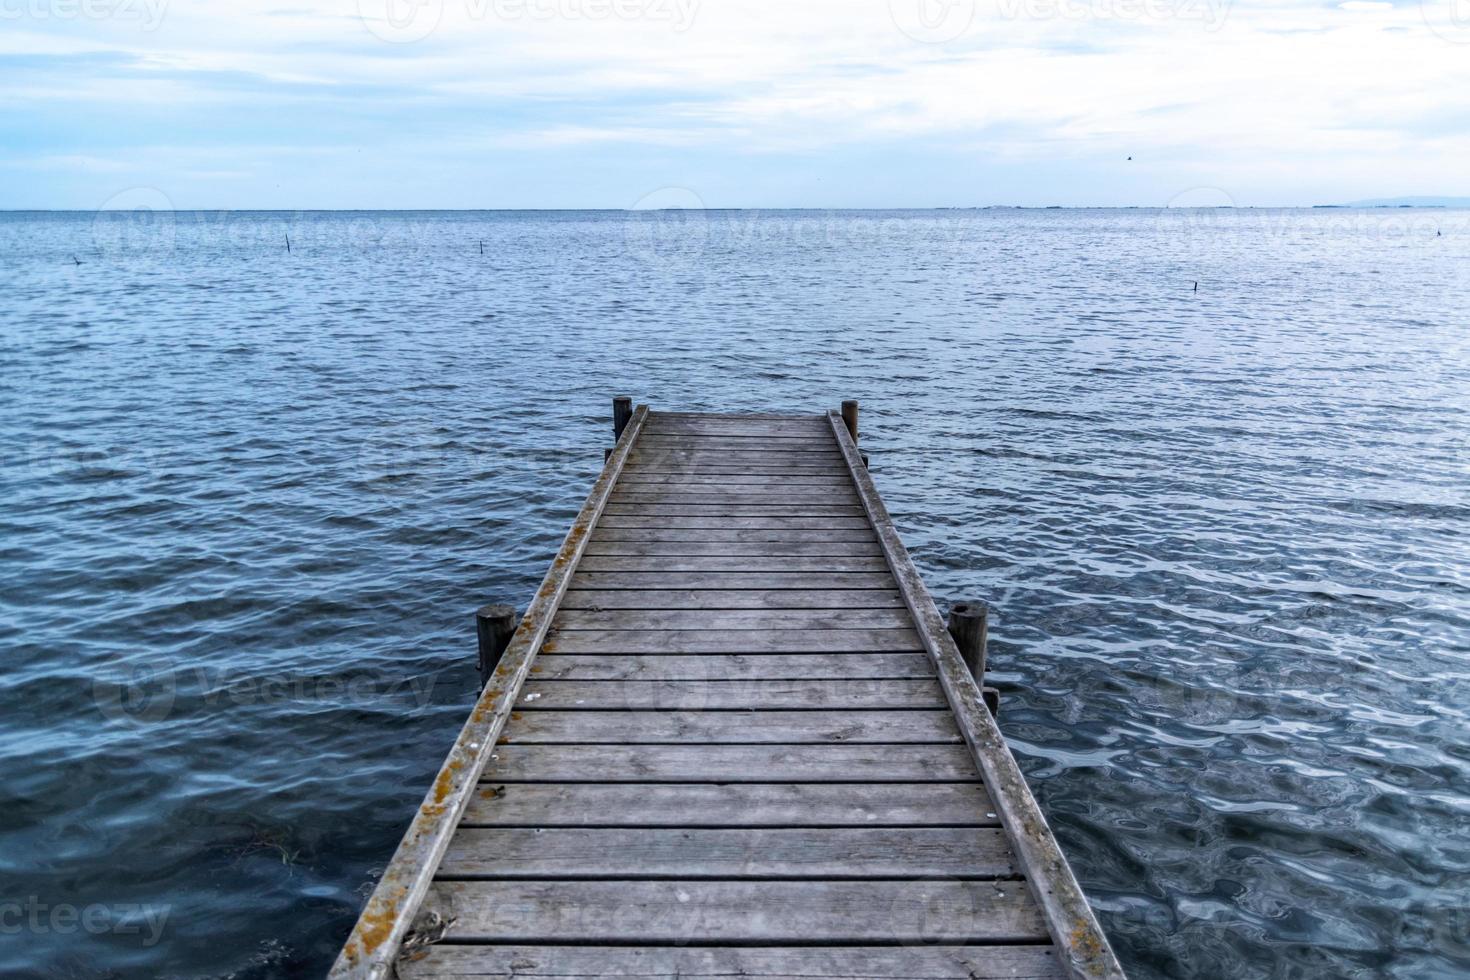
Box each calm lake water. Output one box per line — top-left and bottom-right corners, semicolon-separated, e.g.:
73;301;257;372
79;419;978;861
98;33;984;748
2;208;1468;979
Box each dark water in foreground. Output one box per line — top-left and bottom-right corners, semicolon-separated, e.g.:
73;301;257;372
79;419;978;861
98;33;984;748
1;209;1467;979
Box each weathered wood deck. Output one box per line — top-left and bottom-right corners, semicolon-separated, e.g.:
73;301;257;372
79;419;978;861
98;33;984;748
332;404;1124;980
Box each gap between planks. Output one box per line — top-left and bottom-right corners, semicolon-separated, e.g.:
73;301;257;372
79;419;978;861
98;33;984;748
510;678;946;710
482;743;982;782
529;654;936;681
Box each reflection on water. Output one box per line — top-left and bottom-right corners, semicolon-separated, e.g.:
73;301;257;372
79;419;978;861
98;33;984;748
1;209;1467;978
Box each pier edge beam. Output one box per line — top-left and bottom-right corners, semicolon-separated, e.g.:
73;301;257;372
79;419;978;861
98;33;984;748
947;600;999;715
841;401;868;466
474;603;517;690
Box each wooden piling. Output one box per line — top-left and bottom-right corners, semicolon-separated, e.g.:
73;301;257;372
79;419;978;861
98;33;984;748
947;600;988;682
475;603;517;690
613;396;634;442
841;400;859;442
947;601;1000;716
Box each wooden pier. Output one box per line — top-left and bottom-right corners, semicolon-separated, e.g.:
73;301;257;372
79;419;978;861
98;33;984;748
332;402;1124;980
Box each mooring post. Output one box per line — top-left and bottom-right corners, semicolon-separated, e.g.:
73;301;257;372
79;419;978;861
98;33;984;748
947;600;987;677
475;603;517;691
841;400;859;442
612;396;634;442
948;599;999;715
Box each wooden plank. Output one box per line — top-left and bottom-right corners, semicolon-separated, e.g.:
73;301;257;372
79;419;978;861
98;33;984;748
629;448;843;459
637;436;840;452
642;422;831;435
611;488;859;502
627;455;845;470
643;424;834;438
572;569;895;587
551;608;913;631
582;541;885;558
425;879;1048;944
608;490;858;505
575;555;891;573
487;743;980;781
559;589;906;609
644;417;832;431
617;470;852;481
530;653;934;681
438;827;1015;878
512;678;946;710
460;782;999;828
328;406;651;980
596;515;872;530
540;628;923;654
639;430;837;443
651;411;823;421
601;504;867;517
590;528;875;543
499;709;961;743
401;944;1065;980
827;411;1125;980
617;473;853;487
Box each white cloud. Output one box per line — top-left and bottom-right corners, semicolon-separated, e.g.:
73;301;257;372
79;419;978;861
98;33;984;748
3;0;1468;203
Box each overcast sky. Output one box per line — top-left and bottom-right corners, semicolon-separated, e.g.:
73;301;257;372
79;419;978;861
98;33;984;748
3;0;1468;208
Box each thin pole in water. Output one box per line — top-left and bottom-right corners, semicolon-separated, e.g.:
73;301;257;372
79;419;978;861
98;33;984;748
479;241;485;255
1193;281;1198;292
286;234;291;253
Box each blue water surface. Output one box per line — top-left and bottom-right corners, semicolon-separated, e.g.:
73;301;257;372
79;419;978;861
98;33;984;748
1;208;1467;978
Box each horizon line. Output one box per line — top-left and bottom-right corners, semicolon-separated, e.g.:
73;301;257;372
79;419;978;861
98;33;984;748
4;204;1465;213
